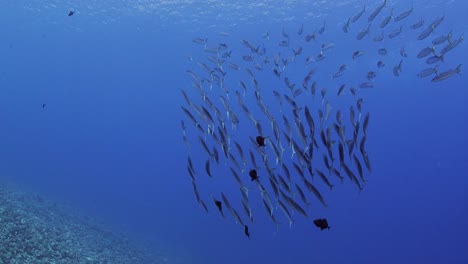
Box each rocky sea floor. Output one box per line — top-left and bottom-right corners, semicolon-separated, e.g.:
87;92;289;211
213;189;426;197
0;185;170;264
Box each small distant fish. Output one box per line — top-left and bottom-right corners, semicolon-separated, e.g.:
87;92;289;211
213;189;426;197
305;32;316;42
367;71;377;80
377;60;385;68
318;21;326;34
393;60;403;77
377;48;387;55
388;25;403;38
213;198;224;218
400;47;408;57
342;18;351;33
372;31;385;42
360;82;374;88
68;10;75;17
313;218;330;231
42;103;47;110
321;42;335;51
297;24;304;35
411;18;424;29
192;37;207;45
244;225;250;239
352;50;365;59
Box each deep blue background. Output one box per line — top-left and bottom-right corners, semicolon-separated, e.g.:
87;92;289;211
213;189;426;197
1;1;467;263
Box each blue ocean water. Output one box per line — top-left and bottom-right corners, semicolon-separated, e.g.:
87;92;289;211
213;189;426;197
0;0;467;263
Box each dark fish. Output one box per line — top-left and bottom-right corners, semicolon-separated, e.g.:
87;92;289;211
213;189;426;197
249;169;259;181
256;136;267;147
377;60;385;68
313;218;330;231
244;225;250;239
213;198;224;218
205;160;212;177
68;10;75;16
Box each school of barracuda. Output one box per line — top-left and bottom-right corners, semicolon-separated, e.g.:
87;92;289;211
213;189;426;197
181;0;463;237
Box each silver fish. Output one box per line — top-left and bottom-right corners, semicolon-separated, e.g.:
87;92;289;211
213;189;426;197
431;64;462;82
356;23;371;40
394;2;413;22
368;0;387;22
417;66;439;78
